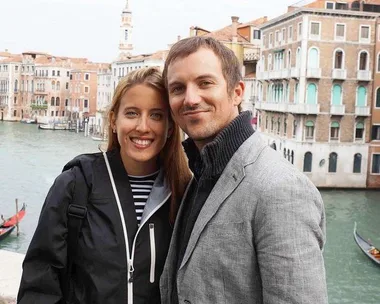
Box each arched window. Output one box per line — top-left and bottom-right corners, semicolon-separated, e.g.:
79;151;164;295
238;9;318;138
271;117;274;132
377;53;380;72
353;153;362;173
284;118;287;135
296;48;301;68
330;122;340;140
268;54;272;71
305;121;315;139
332;84;342;105
294;83;299;104
293;119;297;137
334;50;344;69
277;117;281;134
14;79;18;91
56;97;60;107
306;83;317;104
303;152;313;172
291;150;294;164
355;122;364;140
359;51;368;70
351;1;360;10
287;50;291;68
52;81;56;91
356;86;367;106
376;88;380;108
265;116;269;130
51;97;55;106
307;48;319;69
328;152;338;173
57;81;60;90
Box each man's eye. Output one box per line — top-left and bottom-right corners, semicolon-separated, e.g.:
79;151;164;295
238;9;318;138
200;81;212;87
170;86;183;94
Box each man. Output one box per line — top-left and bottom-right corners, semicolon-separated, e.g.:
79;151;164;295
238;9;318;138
161;36;328;304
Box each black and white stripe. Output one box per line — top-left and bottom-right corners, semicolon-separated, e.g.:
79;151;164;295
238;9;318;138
128;171;159;225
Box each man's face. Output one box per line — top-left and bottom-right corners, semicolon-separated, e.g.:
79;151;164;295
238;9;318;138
167;48;243;150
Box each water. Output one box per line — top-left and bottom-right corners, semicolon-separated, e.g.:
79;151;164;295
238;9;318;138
1;122;380;303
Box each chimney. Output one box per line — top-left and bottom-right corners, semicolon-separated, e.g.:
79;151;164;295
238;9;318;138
177;35;181;41
190;26;196;37
231;16;239;43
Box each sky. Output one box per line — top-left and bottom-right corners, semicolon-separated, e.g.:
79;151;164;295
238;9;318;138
0;0;299;63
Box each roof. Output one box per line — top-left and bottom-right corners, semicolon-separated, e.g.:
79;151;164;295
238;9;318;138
238;16;269;28
203;24;250;43
117;50;168;63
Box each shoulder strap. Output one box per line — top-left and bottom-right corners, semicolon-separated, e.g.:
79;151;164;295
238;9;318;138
63;168;89;302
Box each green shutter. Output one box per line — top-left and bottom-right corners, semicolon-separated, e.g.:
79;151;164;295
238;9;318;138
332;85;342;106
331;122;340;128
306;121;314;127
357;86;366;107
356;122;364;129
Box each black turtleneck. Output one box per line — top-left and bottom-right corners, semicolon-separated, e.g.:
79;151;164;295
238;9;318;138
172;111;254;303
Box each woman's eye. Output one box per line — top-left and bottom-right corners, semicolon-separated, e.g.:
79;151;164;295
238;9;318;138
125;111;137;117
151;113;163;120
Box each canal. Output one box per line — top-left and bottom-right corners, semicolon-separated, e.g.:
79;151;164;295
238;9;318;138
0;121;379;303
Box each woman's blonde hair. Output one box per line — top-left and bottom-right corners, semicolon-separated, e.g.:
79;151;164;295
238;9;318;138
107;67;191;224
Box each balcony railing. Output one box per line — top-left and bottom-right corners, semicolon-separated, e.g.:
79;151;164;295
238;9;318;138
355;106;370;116
288;103;320;115
269;71;282;80
330;104;345;115
256;71;269;81
290;67;300;78
357;70;371;81
281;69;290;78
0;103;7;109
332;69;347;80
31;103;48;110
255;101;288;113
306;68;321;79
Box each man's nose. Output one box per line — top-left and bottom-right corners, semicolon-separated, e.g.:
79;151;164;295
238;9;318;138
184;86;201;106
136;116;149;132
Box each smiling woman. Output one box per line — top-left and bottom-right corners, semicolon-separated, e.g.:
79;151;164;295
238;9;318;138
17;67;192;304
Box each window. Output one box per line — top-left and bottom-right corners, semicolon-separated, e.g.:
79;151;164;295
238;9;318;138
351;1;360;10
372;154;380;173
85;86;89;93
303;152;312;172
52;70;55;76
334;50;344;69
359;52;368;70
70;74;73;80
57;70;60;76
296;48;301;68
305;121;315;139
308;47;319;69
287;50;291;68
269;33;273;46
332;84;342;105
306;83;317;105
336;2;348;10
326;1;334;9
298;22;302;39
377;53;380;72
62;111;65;117
329;152;338;173
282;28;286;43
85;74;90;81
355;122;364;140
283;118;287;136
56;97;60;106
376;88;380;108
330;122;340;140
310;22;320;37
67;71;70;77
51;97;55;106
291;151;294;164
266;116;269;130
288;26;293;40
335;24;345;40
65;99;69;106
15;66;18;72
357;86;366;106
57;81;60;90
125;29;128;41
277;117;281;134
275;31;279;43
372;125;380;140
66;82;69;90
84;99;89;108
271;117;274;132
253;30;261;40
293;119;297;137
360;26;370;40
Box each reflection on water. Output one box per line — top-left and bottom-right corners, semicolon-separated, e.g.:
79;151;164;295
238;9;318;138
1;122;380;303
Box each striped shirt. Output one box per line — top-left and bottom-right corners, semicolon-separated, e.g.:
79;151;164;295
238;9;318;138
128;171;159;225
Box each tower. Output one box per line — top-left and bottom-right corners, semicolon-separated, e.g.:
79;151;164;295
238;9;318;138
119;0;134;56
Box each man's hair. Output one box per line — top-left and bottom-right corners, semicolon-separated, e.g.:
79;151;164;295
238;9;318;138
163;36;243;95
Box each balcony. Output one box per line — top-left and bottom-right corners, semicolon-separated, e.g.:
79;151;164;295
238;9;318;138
255;101;288;113
288;103;320;115
332;69;347;80
357;70;371;81
256;71;269;81
355;106;370;116
330;104;345;115
306;68;321;79
31;103;48;110
244;48;260;62
269;71;282;80
0;103;7;109
281;69;290;78
290;67;300;78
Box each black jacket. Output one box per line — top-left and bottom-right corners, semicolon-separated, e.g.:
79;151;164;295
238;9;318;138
18;150;172;304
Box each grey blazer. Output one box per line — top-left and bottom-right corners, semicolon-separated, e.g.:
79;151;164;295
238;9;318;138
160;132;328;304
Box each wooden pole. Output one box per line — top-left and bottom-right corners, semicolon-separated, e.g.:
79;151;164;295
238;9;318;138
15;198;19;236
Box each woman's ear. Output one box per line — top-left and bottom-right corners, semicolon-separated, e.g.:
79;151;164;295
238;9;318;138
110;111;117;133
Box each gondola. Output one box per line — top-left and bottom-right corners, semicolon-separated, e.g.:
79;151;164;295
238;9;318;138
0;225;16;241
353;222;380;266
1;203;26;228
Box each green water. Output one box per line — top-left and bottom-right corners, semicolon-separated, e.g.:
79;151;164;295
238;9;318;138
1;122;379;303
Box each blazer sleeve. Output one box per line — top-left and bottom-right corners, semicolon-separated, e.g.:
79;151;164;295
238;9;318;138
254;169;328;304
17;169;75;304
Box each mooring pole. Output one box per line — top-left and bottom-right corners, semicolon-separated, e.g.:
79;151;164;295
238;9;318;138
15;198;19;236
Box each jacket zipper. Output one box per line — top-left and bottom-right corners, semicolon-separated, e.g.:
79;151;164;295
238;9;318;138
149;223;156;283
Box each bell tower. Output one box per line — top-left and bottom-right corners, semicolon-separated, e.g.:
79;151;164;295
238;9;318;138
119;0;134;56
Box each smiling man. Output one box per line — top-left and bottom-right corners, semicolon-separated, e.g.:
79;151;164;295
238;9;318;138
160;36;328;304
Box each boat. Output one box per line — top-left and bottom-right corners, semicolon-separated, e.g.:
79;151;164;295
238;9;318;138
38;123;67;130
91;135;106;141
1;203;26;227
353;222;380;266
20;118;37;124
0;203;26;242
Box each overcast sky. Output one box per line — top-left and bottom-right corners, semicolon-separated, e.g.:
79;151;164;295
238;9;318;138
1;0;298;63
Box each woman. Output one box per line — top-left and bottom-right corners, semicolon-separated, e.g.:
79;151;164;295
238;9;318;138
18;67;192;304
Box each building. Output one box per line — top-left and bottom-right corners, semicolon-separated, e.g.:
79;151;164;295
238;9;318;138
256;0;380;188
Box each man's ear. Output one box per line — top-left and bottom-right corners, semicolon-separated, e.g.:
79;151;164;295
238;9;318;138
232;81;245;107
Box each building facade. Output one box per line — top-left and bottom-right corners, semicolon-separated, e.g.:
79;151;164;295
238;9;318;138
256;0;380;188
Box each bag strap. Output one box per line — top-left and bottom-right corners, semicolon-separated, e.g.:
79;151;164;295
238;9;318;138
63;168;89;302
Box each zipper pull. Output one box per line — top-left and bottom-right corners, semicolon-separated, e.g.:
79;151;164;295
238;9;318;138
128;261;135;283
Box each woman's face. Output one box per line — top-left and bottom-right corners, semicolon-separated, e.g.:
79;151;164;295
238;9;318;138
112;84;171;175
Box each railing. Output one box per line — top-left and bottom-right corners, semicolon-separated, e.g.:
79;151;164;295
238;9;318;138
332;69;347;80
357;70;371;81
288;103;320;114
255;101;288;113
330;104;345;115
290;67;300;78
0;103;7;109
31;103;48;110
269;71;282;80
355;106;370;116
256;71;269;80
306;68;321;79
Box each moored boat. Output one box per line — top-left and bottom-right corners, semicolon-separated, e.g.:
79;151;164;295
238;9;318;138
353;222;380;266
38;123;67;130
0;226;16;241
1;203;26;227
